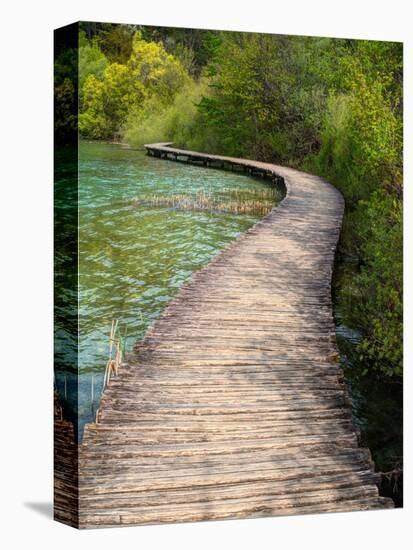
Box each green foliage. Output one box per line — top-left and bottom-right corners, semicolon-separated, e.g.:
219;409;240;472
55;78;77;141
127;32;189;103
355;191;402;375
313;54;401;202
307;41;403;376
140;27;221;77
54;45;78;142
194;34;329;163
77;24;403;379
98;25;134;64
123;80;210;148
79;32;108;89
78;75;107;138
79;31;189;139
79;22;136;64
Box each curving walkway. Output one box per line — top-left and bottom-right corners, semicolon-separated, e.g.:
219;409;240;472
60;144;393;527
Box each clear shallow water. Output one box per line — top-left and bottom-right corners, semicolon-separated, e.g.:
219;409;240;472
55;141;279;432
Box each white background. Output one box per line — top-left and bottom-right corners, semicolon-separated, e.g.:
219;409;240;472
0;0;411;548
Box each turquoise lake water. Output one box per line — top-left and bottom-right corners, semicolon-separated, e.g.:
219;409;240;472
55;141;280;430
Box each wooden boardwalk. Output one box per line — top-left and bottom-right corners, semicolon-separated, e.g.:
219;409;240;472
56;144;393;528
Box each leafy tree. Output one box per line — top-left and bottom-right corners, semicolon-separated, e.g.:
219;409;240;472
79;75;107;138
79;31;189;139
79;31;108;89
124;80;210;148
140;27;221;77
98;24;134;64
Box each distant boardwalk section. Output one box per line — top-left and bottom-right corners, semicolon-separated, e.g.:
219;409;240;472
56;144;393;528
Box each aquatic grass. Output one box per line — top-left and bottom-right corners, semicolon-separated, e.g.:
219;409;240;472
102;320;126;389
132;187;281;216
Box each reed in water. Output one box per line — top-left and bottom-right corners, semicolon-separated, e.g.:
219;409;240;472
132;187;281;216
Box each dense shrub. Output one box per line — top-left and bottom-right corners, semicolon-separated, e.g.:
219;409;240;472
79;32;189;139
123;80;210;148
